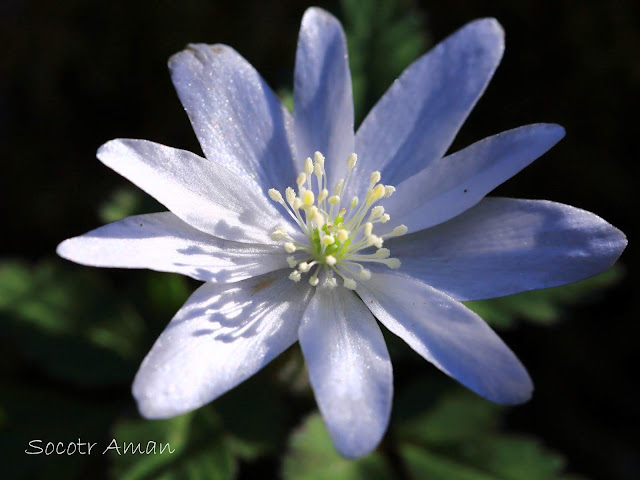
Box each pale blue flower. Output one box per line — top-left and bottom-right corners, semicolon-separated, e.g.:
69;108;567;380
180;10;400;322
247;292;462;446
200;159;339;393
58;8;626;458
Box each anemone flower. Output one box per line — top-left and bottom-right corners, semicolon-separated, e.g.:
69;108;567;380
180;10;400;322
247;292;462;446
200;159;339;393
57;8;626;458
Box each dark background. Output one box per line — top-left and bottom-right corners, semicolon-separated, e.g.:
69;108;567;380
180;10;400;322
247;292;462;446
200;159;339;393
1;0;637;479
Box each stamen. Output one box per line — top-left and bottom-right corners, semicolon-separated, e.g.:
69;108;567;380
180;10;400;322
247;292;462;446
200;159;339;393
267;151;404;289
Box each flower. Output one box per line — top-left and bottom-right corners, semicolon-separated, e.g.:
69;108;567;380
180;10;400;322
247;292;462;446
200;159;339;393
57;8;626;458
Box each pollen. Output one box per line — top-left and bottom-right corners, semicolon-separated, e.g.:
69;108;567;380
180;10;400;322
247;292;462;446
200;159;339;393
267;152;407;289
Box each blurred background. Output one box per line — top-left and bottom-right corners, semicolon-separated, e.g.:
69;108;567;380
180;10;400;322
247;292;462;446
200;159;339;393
0;0;637;479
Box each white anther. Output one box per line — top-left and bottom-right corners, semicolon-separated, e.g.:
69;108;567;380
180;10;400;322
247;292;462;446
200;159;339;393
325;255;337;266
271;227;287;241
296;173;306;189
322;235;335;246
370;206;385;220
327;277;338;288
391;225;408;236
308;206;318;219
368;235;383;248
268;188;284;203
285;187;296;204
376;248;390;259
304;157;313;175
309;276;319;286
286;256;297;268
314;162;323;177
370;184;385;202
343;278;357;290
350;196;359;209
334;179;344;195
318;188;328;203
384;185;396;198
328;195;340;205
314;151;325;166
313;211;325;227
302;190;315;207
298;262;310;273
289;270;302;282
347;153;357;170
337;229;349;243
380;214;390;223
284;242;296;253
370;171;381;185
292;198;303;210
386;258;401;269
364;222;373;237
359;268;372;280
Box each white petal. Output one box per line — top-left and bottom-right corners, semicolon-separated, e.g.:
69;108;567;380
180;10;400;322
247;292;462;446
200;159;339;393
389;198;628;301
57;212;288;283
97;139;285;244
133;270;312;418
386;124;565;231
299;283;392;458
169;43;297;194
294;7;354;184
357;273;532;404
351;18;503;197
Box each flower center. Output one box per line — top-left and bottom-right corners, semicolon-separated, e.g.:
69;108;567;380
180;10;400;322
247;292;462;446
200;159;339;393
268;151;407;289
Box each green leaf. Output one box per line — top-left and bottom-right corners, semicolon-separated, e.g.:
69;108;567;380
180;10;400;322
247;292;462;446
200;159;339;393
395;384;500;447
340;0;428;124
394;380;583;480
98;187;163;223
465;266;624;328
282;413;394;480
0;260;146;386
109;408;236;480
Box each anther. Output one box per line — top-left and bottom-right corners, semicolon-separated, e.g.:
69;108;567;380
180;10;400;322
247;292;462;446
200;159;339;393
343;278;357;290
314;151;325;167
289;270;302;282
268;188;284;203
326;255;337;266
284;242;296;253
347;153;357;170
304;157;313;175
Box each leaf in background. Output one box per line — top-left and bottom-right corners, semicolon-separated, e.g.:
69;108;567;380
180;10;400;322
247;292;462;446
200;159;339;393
340;0;428;124
394;380;585;480
282;413;394;480
0;260;146;386
99;187;164;223
465;266;624;328
109;408;236;480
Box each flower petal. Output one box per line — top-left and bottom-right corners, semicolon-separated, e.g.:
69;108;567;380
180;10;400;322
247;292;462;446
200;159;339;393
57;212;288;283
169;43;296;194
386;124;565;231
357;272;532;404
299;283;393;458
294;7;355;184
352;18;504;196
97;139;287;244
133;270;312;418
388;197;628;301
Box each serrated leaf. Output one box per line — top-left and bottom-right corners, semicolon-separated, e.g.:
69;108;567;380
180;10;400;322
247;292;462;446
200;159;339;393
395;385;500;446
465;266;624;328
0;260;145;386
282;413;394;480
394;379;581;480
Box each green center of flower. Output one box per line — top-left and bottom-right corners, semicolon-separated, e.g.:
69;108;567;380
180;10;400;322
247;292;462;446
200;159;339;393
268;151;407;289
